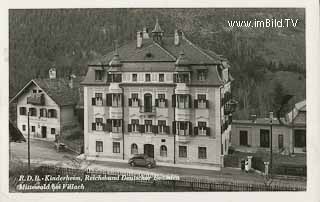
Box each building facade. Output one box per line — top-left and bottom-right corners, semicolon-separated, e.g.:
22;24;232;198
231;100;306;154
82;20;235;168
10;69;82;141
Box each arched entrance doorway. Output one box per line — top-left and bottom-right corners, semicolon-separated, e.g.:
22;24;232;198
144;144;154;158
144;93;152;112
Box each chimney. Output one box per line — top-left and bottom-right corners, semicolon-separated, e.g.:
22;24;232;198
174;29;180;46
250;114;257;123
68;74;76;89
137;31;143;48
49;68;56;79
142;27;149;39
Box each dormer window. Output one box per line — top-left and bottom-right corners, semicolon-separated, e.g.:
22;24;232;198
174;73;189;83
95;70;103;81
32;90;37;94
107;73;122;82
197;70;208;81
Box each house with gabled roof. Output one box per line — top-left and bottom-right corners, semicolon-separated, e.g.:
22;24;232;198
10;69;83;141
81;19;236;169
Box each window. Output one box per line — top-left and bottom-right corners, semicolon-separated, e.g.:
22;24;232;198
95;93;103;106
158;120;166;133
197;94;207;108
160;145;167;157
22;125;26;131
198;122;207;136
178;122;189;136
294;129;306;148
159;74;164;82
51;128;56;134
239;130;248;146
107;73;122;82
32;90;37;93
38;90;42;93
260;129;270;148
197;70;208;81
39;108;47;117
131;143;138;154
96;141;103;152
96;118;103;131
145;74;151;82
145;120;152;133
29;108;37;116
95;70;103;81
131;119;139;132
158;94;166;108
112;119;122;133
31;126;35;132
177;94;190;109
112;94;121;107
48;109;57;118
131;93;139;107
179;146;187;158
132;74;137;82
113;142;120;153
175;73;189;83
19;107;27;115
198;147;207;159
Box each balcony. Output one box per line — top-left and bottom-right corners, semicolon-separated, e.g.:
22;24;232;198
176;134;191;143
27;94;45;105
139;106;156;116
110;128;122;139
109;107;123;119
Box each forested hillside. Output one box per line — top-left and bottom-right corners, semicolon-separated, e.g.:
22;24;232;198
9;8;305;119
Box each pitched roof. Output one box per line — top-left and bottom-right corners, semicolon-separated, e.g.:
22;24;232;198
10;76;84;107
286;99;306;123
88;35;222;65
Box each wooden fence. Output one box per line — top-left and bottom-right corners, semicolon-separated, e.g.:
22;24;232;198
10;165;304;192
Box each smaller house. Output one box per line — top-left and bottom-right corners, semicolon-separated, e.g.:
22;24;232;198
231;100;306;154
10;69;83;141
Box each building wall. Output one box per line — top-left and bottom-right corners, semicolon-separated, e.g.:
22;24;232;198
231;123;291;153
16;84;60;141
84;83;225;167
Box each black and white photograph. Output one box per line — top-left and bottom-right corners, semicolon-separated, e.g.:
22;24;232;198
1;0;320;200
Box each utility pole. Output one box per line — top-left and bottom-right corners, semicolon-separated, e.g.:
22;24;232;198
269;111;273;177
27;110;30;172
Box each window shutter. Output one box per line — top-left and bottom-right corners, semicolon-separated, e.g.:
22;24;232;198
92;123;96;131
165;99;168;107
121;94;124;107
206;127;210;136
102;123;107;131
140;125;145;133
189;122;192;135
128;98;132;107
172;121;176;134
155;99;159;107
138;99;141;107
107;74;112;82
165;126;170;134
194;127;198;136
152;125;158;134
206;100;209;108
128;124;132;132
92;98;96;105
40;109;43;117
172;94;176;107
106;119;112;132
106;94;112;106
194;100;198;108
188;95;192;108
19;108;22;115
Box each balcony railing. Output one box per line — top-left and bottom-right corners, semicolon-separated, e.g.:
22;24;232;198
27;94;45;105
139;106;156;115
224;99;238;115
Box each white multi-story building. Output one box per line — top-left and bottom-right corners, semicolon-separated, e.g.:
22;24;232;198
81;20;235;168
